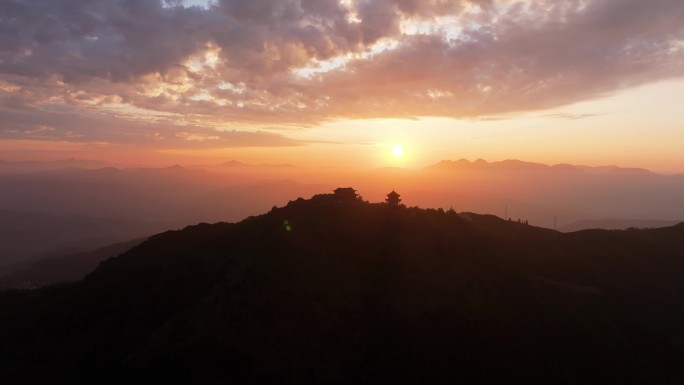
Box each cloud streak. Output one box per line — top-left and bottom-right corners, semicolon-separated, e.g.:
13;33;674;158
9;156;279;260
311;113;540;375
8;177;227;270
1;0;683;146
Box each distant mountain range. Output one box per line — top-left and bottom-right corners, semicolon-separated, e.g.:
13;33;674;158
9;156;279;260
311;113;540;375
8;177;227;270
559;218;680;232
1;192;683;384
0;166;330;265
419;158;684;227
0;238;145;290
0;158;112;173
214;160;296;168
0;210;163;266
426;158;660;176
2;158;683;266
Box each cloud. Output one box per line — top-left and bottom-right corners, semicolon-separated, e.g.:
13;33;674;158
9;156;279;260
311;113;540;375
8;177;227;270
542;113;603;121
308;0;684;119
0;87;301;148
1;0;683;146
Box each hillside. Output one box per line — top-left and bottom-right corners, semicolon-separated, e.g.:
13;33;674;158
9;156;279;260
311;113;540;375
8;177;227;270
0;238;146;290
1;192;684;384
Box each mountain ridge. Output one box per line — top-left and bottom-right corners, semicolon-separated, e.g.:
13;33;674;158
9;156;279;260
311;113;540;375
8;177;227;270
1;192;684;384
560;218;680;232
0;238;146;290
426;158;662;176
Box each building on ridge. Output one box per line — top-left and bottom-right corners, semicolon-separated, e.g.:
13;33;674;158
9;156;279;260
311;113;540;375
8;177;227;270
386;190;401;206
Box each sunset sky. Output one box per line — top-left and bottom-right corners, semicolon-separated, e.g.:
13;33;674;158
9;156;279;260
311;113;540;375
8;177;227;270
1;0;683;173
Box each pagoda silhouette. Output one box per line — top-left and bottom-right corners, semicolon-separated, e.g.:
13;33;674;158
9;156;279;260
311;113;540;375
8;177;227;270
385;190;401;206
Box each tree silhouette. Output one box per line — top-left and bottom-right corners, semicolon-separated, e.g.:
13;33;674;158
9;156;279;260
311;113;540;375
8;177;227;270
333;187;360;202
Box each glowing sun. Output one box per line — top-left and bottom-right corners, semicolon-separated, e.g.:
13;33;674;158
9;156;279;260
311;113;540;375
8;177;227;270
391;144;404;158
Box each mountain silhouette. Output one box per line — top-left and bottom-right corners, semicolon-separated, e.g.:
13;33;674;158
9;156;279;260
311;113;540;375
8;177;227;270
425;158;659;176
1;191;684;384
559;218;680;232
0;238;146;290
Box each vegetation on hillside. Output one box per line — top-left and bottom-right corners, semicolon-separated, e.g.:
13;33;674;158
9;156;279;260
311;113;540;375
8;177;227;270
1;191;683;384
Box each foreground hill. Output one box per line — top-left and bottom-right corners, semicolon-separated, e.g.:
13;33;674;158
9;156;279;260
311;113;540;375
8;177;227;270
1;192;684;384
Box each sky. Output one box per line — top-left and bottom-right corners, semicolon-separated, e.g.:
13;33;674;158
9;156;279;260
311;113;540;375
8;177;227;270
1;0;684;173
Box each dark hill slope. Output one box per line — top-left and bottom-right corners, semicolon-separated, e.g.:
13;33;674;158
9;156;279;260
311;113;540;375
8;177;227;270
1;196;684;384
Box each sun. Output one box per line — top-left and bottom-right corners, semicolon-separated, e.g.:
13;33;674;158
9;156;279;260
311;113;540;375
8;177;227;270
391;144;404;158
